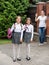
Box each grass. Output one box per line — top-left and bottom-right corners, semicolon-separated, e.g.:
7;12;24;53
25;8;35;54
0;39;11;44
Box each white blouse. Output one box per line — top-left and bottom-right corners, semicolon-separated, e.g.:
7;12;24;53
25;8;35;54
11;23;23;40
37;16;47;27
23;24;34;40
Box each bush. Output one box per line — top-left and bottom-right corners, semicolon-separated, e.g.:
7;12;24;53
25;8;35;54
0;0;30;38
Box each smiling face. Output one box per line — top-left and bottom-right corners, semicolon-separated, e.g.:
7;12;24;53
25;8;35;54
16;16;21;23
41;10;45;16
26;18;31;25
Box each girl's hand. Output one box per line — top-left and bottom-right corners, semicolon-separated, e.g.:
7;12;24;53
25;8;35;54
30;39;32;43
35;13;38;17
20;38;23;43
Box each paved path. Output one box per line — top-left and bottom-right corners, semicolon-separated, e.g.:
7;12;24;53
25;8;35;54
0;42;49;65
0;51;20;65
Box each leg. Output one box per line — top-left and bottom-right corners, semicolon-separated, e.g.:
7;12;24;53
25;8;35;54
42;28;46;43
26;43;31;60
12;44;16;62
44;29;47;44
41;28;44;43
27;44;30;57
39;28;42;43
39;28;44;45
16;44;21;61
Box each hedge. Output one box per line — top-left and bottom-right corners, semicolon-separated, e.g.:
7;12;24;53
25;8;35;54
0;0;30;38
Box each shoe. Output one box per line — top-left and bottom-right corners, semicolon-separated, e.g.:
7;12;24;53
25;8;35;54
26;57;31;61
39;43;44;46
17;58;21;61
44;42;47;44
13;59;16;62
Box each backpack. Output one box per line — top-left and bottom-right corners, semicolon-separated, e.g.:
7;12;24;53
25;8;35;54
7;28;12;39
7;23;15;39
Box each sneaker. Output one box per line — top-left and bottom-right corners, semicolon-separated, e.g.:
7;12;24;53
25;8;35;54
44;42;47;44
26;57;31;61
17;58;21;61
39;43;44;46
13;59;16;62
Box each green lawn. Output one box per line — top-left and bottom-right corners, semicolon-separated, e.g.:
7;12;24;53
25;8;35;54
0;39;11;44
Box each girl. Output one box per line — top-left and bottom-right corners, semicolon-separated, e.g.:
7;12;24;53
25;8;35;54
23;18;34;61
11;16;23;62
35;10;47;45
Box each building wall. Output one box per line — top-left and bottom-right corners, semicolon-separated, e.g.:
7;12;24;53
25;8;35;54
36;2;49;35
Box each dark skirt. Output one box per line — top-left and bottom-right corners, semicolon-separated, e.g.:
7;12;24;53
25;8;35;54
12;32;21;44
24;32;31;43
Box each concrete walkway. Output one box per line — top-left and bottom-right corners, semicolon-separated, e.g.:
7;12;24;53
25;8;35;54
0;51;20;65
0;42;49;65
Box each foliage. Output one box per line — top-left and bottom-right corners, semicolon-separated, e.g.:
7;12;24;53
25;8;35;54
0;0;30;38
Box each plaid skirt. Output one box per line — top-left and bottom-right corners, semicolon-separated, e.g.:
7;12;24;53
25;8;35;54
24;32;31;43
12;32;21;44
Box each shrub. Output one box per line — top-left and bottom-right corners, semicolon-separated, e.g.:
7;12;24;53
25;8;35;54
0;0;30;38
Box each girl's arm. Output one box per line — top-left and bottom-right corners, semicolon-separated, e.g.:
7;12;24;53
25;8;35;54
20;24;24;40
31;25;34;41
35;13;39;22
10;24;14;32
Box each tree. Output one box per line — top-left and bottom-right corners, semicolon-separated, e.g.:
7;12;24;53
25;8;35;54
0;0;30;38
